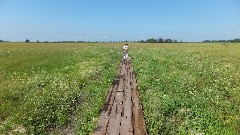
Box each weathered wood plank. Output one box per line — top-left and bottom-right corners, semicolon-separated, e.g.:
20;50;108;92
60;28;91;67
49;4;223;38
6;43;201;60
93;59;147;135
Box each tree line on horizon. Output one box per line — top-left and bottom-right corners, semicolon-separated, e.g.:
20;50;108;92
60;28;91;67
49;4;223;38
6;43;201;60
138;37;240;43
137;38;180;43
1;38;240;43
0;39;9;42
203;38;240;43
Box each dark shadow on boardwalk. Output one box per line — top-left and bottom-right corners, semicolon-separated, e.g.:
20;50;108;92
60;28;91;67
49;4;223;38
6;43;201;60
93;60;147;135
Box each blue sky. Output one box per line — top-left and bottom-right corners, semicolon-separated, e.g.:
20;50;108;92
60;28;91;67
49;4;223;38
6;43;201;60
0;0;239;42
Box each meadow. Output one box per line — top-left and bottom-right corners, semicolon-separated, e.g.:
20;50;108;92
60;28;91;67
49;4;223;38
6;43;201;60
130;43;240;134
0;42;121;134
0;42;240;134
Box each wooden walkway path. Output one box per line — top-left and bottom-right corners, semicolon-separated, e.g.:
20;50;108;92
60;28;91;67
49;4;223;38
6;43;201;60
93;60;147;135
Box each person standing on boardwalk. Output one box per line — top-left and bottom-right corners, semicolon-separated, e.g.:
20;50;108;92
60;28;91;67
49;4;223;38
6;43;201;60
123;43;128;62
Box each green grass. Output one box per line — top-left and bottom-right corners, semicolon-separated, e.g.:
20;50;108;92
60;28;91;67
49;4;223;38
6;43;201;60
1;42;240;134
0;42;121;134
130;43;240;134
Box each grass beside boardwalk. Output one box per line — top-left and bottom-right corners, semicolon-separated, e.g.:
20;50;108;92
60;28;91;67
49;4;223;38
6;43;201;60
1;42;240;134
130;43;240;134
0;42;121;134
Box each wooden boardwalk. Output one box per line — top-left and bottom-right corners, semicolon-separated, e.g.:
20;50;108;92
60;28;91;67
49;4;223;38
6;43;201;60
93;60;147;135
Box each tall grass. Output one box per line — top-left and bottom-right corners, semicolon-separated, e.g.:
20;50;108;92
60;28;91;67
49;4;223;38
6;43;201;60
131;43;240;134
0;42;121;134
1;42;239;134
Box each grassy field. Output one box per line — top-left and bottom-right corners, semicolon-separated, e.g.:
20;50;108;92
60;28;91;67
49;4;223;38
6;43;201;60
0;42;121;134
0;42;240;134
130;43;240;134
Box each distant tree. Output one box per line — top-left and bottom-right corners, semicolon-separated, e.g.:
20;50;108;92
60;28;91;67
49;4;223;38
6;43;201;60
137;37;182;43
140;40;145;43
203;38;240;43
173;39;178;43
25;39;30;42
234;38;240;42
37;40;39;43
146;38;158;43
0;39;3;42
158;38;164;43
203;40;210;42
164;39;172;43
